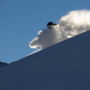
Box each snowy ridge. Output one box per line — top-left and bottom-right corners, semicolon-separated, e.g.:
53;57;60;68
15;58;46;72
0;31;90;90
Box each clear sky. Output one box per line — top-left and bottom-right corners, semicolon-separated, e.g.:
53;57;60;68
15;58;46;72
0;0;90;63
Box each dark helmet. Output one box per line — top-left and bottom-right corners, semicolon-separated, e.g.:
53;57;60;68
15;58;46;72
47;22;57;28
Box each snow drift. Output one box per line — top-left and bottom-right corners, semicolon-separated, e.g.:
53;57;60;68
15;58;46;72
29;10;90;50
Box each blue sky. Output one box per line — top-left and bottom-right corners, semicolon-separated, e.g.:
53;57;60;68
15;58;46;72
0;0;90;63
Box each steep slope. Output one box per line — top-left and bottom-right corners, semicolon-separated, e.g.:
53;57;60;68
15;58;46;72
0;31;90;90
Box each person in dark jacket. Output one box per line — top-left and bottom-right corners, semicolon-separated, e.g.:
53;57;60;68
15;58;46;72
47;22;57;28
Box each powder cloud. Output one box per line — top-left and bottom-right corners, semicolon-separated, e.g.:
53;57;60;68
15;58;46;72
29;10;90;50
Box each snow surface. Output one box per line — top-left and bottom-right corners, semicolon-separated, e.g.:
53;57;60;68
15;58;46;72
0;31;90;90
0;62;8;69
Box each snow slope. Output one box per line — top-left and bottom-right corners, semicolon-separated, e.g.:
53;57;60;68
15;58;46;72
0;62;8;69
0;31;90;90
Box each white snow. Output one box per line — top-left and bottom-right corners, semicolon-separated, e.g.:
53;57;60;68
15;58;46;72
29;10;90;50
